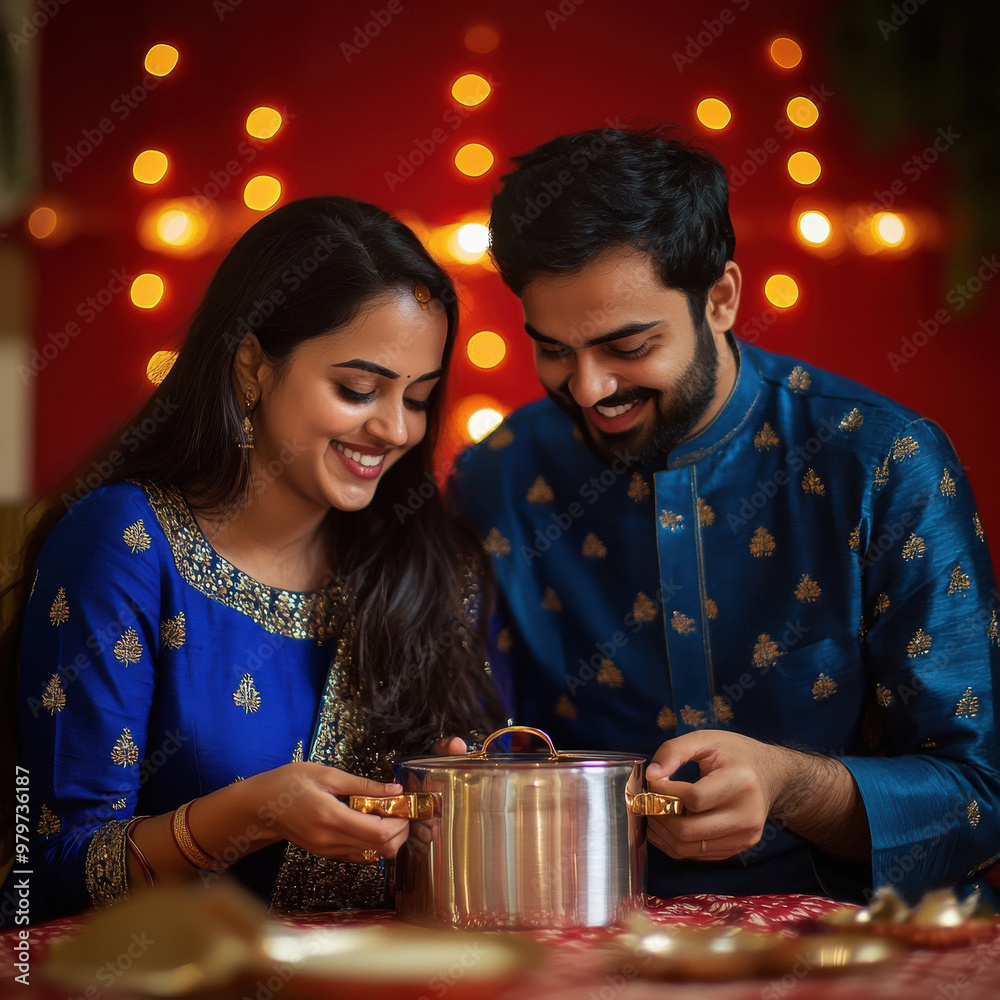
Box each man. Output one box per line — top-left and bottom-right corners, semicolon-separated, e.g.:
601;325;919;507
450;126;1000;903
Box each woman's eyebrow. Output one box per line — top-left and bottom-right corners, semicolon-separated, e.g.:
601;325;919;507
331;360;443;382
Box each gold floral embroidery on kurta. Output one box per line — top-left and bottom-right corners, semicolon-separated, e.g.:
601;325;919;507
113;628;142;665
671;611;696;635
111;798;126;810
873;456;889;489
956;687;979;717
839;408;863;432
922;738;938;750
496;627;514;652
902;534;925;561
41;674;66;714
947;565;970;595
292;740;303;763
939;469;957;497
892;436;919;461
483;528;511;557
907;628;932;657
988;609;999;646
812;674;837;700
680;705;707;727
973;513;984;542
858;617;868;643
753;634;784;670
801;469;826;495
37;804;60;838
632;592;658;623
657;706;677;730
597;660;624;688
704;598;719;620
968;801;981;828
555;694;577;719
160;612;186;649
754;423;779;450
628;473;650;502
788;366;811;392
712;696;734;724
795;574;822;603
122;520;152;553
876;683;893;708
85;820;130;909
659;510;684;531
49;587;69;626
541;587;562;611
874;593;891;617
582;533;607;558
749;526;776;557
697;498;716;526
526;476;554;503
233;674;261;713
848;527;860;551
111;728;139;767
487;427;513;450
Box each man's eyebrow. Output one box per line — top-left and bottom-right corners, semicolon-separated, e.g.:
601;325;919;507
524;320;662;347
331;360;443;382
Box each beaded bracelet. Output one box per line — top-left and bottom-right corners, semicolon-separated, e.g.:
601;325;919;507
170;800;229;871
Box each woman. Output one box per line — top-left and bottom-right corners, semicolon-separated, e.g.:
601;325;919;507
0;196;502;921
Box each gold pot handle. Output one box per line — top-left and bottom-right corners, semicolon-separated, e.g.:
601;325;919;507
467;725;561;760
348;792;437;820
625;791;685;816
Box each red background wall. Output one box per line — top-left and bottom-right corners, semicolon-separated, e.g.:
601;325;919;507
19;0;1000;577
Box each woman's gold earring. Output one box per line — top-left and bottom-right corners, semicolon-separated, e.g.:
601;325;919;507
239;388;256;450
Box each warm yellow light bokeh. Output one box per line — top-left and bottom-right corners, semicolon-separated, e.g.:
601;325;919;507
786;97;819;129
246;106;283;140
451;74;491;107
28;207;57;240
457;223;490;255
769;36;802;69
797;211;831;246
131;273;165;309
787;151;822;185
146;350;178;385
469;408;503;442
464;25;500;53
467;331;507;369
696;98;732;131
873;212;906;246
155;209;197;247
455;143;494;177
133;149;169;185
144;43;179;77
764;274;799;309
244;175;282;211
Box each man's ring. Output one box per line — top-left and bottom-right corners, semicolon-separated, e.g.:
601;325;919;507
699;840;707;854
362;849;380;863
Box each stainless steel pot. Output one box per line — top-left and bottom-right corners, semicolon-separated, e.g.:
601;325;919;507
350;726;681;930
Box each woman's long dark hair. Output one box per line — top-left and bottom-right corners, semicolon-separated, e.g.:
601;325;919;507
1;196;502;855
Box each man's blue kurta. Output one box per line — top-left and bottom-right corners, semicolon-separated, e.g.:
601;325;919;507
452;338;1000;903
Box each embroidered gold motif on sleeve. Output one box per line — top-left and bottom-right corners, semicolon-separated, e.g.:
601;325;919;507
292;740;304;763
37;803;60;837
526;476;554;503
658;510;684;531
956;687;979;717
873;456;889;490
795;574;822;603
233;673;262;713
160;612;186;650
749;526;776;557
122;520;152;553
839;408;864;432
113;628;143;665
848;527;860;551
487;427;513;450
85;820;131;908
111;728;139;767
921;739;938;750
875;683;893;708
555;694;578;719
892;436;920;461
483;527;511;557
541;587;562;611
754;423;780;450
968;801;981;828
632;592;658;622
711;696;733;724
947;565;971;595
582;533;608;558
111;798;127;810
812;674;837;700
988;609;999;646
697;498;716;526
496;627;513;652
907;628;932;657
680;705;707;727
49;587;69;626
874;593;891;617
41;674;66;714
939;469;957;497
597;660;624;687
787;366;811;392
901;534;926;560
704;598;719;620
753;634;784;670
657;706;677;730
801;469;826;495
973;513;985;542
671;611;696;634
627;472;650;502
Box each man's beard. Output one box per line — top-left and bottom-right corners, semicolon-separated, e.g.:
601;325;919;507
547;320;720;466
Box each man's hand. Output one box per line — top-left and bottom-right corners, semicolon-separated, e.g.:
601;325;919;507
644;730;870;863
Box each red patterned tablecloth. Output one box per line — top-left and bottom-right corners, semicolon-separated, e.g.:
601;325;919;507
3;894;999;999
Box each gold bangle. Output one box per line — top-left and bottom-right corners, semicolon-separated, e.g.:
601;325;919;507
125;816;155;889
170;800;229;872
